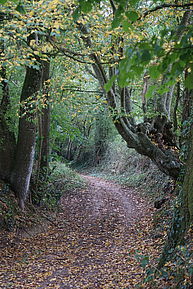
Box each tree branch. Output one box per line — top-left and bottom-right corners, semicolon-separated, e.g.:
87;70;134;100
85;65;98;79
143;3;193;18
62;88;103;94
109;0;117;14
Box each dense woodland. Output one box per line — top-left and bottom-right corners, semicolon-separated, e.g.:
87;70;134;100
0;0;193;288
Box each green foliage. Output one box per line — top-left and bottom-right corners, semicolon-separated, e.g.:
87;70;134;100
15;3;26;14
184;71;193;89
135;252;150;268
93;108;115;160
32;162;86;209
73;0;100;20
0;0;25;14
104;75;116;92
149;66;161;80
136;244;193;288
118;27;193;88
97;135;170;193
125;10;138;22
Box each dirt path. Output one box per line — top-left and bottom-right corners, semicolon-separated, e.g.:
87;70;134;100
0;175;159;289
61;175;142;230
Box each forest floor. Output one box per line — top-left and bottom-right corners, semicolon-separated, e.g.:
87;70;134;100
0;175;164;288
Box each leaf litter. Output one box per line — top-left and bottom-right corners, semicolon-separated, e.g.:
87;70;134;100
0;175;164;288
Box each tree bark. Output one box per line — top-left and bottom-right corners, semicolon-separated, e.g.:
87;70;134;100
0;115;16;182
39;60;50;171
173;82;181;132
10;65;42;209
182;123;193;225
0;63;16;182
158;89;193;268
157;83;175;120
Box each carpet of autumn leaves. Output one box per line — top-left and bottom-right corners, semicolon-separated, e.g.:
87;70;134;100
0;175;165;288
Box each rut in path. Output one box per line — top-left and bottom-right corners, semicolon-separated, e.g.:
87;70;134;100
0;175;158;289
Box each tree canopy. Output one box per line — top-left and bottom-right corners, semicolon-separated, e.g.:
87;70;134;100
0;0;193;281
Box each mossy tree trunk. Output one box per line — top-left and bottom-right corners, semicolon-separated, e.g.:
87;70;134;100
183;126;193;224
158;88;193;268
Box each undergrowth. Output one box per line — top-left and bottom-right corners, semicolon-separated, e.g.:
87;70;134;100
0;162;86;233
93;136;172;201
137;236;193;289
32;162;86;208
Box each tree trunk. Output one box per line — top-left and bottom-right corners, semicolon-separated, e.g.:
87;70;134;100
178;85;193;228
66;138;73;161
0;64;16;182
183;125;193;224
158;122;193;268
94;112;110;164
39;60;50;171
0;115;16;182
173;82;181;132
10;65;42;209
158;89;193;268
156;77;175;120
33;60;50;197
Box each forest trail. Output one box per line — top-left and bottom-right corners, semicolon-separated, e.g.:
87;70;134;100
0;175;161;288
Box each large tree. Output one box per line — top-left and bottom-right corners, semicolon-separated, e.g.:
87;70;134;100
0;4;52;208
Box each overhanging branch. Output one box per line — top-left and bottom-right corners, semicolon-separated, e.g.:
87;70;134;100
143;3;193;18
